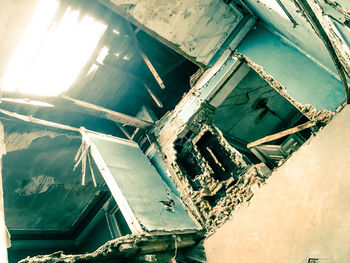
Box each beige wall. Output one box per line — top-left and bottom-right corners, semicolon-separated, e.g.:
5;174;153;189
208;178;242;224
205;105;350;263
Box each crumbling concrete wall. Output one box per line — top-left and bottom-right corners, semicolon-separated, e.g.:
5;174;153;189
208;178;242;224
100;0;243;65
151;92;271;233
205;105;350;263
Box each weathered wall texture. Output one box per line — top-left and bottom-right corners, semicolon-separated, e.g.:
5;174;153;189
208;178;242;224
310;0;350;77
205;105;350;263
102;0;243;65
244;0;338;74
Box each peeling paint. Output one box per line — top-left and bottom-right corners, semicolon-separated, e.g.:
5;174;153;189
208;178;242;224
324;0;350;20
106;0;243;65
308;0;350;78
5;130;77;153
15;175;55;196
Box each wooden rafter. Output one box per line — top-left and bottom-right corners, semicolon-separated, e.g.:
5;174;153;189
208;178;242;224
60;95;153;129
247;121;316;149
1;92;153;129
125;22;166;90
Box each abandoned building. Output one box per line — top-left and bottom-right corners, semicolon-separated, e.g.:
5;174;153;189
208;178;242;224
0;0;349;262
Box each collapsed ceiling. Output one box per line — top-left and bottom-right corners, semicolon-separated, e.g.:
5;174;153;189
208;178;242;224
0;0;349;262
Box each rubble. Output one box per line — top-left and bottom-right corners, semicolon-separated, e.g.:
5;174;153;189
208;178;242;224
150;99;273;235
19;232;203;263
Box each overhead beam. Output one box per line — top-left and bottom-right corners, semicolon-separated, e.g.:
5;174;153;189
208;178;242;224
60;95;153;129
247;121;316;149
0;108;80;133
0;108;136;142
125;21;166;90
1;91;153;129
143;83;163;108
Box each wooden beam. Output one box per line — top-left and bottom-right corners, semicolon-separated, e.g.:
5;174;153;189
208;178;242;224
143;83;163;108
0;108;137;144
1;92;153;129
247;121;316;149
125;22;166;90
61;95;152;129
0;108;80;133
116;123;133;140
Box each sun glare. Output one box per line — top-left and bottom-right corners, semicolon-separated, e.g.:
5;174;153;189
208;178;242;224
259;0;289;20
2;0;107;96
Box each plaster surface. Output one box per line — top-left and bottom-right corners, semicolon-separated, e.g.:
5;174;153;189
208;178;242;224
205;105;350;263
106;0;243;65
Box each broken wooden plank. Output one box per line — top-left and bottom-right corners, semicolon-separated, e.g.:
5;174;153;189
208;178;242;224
247;121;316;148
0;108;123;142
2;91;153;129
61;95;153;129
143;83;163;108
0;108;80;133
125;22;166;90
116;123;133;140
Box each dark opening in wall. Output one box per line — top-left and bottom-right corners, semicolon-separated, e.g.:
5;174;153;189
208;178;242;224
202;187;227;207
196;131;238;181
112;207;132;237
213;68;315;168
174;140;203;191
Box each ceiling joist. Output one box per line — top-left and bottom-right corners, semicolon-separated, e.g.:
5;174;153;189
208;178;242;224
1;92;153;129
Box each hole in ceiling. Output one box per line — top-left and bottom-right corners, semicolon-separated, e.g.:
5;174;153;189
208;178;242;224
2;0;106;96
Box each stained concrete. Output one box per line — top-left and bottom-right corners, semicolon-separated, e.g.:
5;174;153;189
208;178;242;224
104;0;243;65
205;105;350;262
